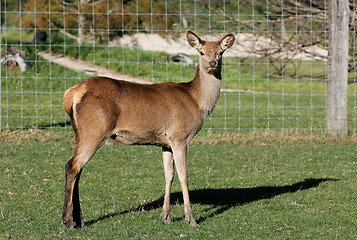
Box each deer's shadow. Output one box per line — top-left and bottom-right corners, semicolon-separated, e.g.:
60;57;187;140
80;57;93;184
86;178;337;226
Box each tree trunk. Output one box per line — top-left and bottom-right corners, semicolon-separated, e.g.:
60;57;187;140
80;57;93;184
77;0;86;44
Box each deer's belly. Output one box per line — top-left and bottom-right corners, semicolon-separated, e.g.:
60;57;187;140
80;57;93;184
111;129;169;148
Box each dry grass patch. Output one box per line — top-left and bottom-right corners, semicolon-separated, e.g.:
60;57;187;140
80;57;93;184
2;129;357;147
193;130;357;146
0;129;73;144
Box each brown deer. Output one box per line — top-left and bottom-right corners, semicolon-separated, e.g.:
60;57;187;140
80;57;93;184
62;30;235;229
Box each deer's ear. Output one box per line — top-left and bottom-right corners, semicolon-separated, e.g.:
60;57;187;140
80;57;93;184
186;30;204;50
220;33;235;50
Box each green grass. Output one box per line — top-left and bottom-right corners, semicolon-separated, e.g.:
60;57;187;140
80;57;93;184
0;130;357;239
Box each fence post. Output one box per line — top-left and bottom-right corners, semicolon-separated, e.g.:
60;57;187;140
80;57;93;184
327;0;349;136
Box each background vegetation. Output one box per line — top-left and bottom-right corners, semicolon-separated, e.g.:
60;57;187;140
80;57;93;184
21;0;177;41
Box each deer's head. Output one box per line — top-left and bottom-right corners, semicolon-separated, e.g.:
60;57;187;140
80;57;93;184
186;30;235;76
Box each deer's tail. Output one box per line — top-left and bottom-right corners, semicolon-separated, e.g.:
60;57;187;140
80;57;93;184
63;87;76;118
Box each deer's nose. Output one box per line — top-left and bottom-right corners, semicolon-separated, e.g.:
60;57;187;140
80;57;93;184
209;60;217;68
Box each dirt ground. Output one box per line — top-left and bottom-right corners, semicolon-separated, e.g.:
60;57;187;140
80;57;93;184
38;51;151;84
114;32;327;60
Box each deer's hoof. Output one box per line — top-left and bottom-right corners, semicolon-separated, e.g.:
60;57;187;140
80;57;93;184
189;220;198;227
63;218;74;230
186;216;198;226
162;213;172;224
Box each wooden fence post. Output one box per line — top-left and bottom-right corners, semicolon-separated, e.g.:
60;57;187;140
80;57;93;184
327;0;349;136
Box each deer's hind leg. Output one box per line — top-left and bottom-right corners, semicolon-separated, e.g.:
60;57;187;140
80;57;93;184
62;152;83;229
62;109;114;229
62;141;103;229
72;168;84;228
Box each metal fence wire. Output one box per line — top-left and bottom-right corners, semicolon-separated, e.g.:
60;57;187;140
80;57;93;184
0;0;355;134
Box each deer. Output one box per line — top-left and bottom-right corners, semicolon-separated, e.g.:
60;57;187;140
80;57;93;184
62;30;235;229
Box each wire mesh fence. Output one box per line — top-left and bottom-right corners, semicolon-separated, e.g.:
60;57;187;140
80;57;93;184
0;0;356;134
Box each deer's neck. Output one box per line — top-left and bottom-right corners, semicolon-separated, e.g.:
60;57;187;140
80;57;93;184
190;65;222;117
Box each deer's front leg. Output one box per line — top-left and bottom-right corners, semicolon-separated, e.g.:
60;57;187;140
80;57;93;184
172;143;197;226
162;147;174;224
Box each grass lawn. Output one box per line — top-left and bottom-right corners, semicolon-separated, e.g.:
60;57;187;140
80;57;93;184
0;130;356;239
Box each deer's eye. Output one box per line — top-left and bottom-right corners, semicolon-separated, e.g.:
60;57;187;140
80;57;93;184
199;51;204;56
